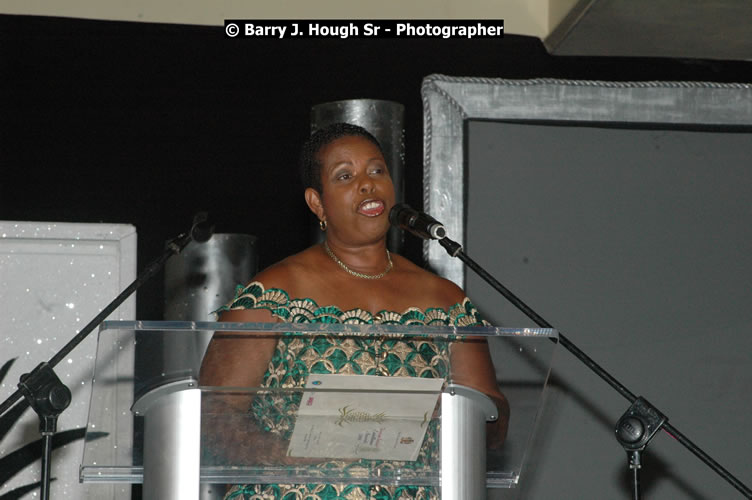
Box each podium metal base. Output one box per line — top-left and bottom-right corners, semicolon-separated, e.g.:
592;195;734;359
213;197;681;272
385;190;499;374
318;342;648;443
133;379;201;500
441;384;498;500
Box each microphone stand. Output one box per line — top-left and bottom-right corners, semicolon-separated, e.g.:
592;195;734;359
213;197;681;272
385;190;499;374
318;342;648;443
436;236;751;500
0;219;205;500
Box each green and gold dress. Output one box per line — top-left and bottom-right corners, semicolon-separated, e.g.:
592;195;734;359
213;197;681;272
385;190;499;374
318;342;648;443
216;282;486;500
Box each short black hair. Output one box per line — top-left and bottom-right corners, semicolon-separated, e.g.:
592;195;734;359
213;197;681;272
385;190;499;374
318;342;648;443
300;122;384;192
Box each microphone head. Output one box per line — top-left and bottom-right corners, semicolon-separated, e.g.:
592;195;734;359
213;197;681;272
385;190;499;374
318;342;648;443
191;211;214;243
389;203;413;227
431;225;447;239
389;203;446;240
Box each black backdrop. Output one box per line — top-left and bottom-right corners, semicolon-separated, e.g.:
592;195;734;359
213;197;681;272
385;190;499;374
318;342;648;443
3;14;751;321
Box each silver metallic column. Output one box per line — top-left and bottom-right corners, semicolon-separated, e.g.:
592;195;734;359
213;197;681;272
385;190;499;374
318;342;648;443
138;234;257;500
164;233;258;323
310;99;405;252
441;384;498;500
133;380;202;500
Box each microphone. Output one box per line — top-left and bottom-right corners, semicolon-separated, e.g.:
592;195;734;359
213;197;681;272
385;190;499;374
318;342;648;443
389;204;447;240
190;212;215;243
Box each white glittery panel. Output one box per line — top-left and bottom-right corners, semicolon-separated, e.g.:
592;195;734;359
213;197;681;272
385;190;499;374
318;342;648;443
0;221;136;500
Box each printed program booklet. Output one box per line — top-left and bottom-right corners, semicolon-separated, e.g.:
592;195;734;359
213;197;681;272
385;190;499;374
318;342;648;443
287;374;444;461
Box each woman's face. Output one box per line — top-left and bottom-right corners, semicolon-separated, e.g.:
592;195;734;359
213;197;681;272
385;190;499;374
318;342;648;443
312;135;395;244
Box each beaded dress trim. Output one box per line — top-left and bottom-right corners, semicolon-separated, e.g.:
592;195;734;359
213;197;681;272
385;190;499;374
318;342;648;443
216;281;486;327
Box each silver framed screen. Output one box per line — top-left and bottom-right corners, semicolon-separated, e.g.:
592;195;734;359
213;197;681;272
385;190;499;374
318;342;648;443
421;75;752;286
421;75;752;499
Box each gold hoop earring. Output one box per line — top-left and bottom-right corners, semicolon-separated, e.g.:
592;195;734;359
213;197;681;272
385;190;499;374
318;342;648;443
319;219;327;231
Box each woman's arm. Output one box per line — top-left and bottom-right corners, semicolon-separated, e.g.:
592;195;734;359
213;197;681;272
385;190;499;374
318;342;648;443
200;307;278;388
450;338;510;449
200;307;283;465
422;274;510;448
199;302;323;465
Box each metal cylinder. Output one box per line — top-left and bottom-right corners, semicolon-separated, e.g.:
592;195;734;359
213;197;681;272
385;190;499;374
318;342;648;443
164;233;258;321
441;384;498;500
135;380;202;500
141;233;257;500
134;233;257;397
310;99;405;252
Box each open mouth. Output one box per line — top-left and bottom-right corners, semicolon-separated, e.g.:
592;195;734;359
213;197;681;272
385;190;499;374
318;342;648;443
357;199;385;217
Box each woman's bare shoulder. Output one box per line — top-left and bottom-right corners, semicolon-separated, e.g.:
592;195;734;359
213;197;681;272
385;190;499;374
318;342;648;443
217;247;320;322
246;245;321;295
391;254;466;309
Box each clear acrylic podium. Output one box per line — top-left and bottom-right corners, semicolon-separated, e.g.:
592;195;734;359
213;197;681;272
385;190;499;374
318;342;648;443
81;321;557;499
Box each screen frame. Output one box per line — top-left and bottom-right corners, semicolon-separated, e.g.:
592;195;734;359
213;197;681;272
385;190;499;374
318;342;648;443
421;75;752;286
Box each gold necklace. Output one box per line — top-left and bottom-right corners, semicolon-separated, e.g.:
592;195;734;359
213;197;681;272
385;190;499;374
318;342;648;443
323;241;393;280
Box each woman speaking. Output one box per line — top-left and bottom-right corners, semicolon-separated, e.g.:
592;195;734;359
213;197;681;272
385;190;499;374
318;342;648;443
200;123;508;499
